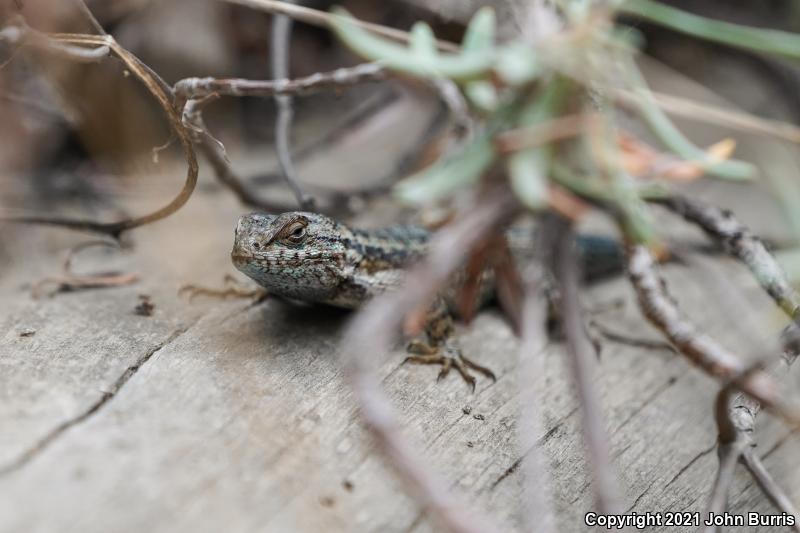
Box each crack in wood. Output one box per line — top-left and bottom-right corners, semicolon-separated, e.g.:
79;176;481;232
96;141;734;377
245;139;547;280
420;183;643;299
0;324;194;476
487;406;580;493
760;426;800;461
612;368;689;436
402;509;426;533
663;442;717;489
625;477;659;513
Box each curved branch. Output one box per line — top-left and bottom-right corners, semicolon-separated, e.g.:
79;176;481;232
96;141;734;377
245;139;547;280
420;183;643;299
626;244;800;426
1;31;198;238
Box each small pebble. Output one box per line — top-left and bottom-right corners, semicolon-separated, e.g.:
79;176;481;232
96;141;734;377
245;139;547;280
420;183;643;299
134;295;155;317
462;406;472;415
466;441;474;448
18;328;36;337
319;496;335;508
473;414;485;421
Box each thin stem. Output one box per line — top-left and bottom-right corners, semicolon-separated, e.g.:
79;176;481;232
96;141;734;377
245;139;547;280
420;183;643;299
222;0;460;52
620;0;800;61
72;0;107;35
555;217;622;514
271;3;313;210
741;451;800;532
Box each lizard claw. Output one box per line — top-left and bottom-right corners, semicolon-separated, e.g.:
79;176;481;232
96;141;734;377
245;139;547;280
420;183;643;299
402;344;493;391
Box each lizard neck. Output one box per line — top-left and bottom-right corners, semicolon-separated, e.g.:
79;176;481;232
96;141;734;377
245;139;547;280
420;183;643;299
343;224;430;273
319;223;430;308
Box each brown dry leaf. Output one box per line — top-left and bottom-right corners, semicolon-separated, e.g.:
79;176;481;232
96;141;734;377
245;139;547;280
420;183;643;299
31;273;139;299
548;184;591;221
619;133;738;182
402;303;430;337
457;241;492;325
706;138;737;162
491;237;524;336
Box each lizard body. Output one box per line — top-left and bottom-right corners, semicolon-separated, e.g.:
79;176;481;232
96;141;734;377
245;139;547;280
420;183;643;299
231;211;622;388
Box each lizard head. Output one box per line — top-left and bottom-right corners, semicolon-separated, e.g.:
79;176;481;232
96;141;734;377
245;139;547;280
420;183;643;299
231;211;349;301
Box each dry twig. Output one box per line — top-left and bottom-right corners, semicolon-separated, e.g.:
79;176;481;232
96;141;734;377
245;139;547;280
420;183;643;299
653;195;800;319
517;247;558;533
554;217;622;514
172;63;388;212
341;189;516;533
222;0;460;52
0;27;198;238
181;95;298;212
271;0;313;209
30;240;138;298
625;244;799;425
172;63;387;113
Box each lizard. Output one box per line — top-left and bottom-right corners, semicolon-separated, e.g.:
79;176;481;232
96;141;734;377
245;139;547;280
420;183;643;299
230;211;624;389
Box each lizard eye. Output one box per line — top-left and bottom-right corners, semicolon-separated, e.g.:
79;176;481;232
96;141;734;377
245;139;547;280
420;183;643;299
284;224;307;244
252;242;261;250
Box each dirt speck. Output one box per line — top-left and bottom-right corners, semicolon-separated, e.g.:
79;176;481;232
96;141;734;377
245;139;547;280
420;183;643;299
134;295;155;316
319;496;335;507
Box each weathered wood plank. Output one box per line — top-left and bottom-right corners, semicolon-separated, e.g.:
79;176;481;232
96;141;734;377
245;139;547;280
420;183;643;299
1;188;797;532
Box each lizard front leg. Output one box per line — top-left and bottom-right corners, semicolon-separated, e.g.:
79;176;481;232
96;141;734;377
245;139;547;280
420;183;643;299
403;299;496;391
179;274;268;302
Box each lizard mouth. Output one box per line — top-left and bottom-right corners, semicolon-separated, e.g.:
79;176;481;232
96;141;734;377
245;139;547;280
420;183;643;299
230;251;254;266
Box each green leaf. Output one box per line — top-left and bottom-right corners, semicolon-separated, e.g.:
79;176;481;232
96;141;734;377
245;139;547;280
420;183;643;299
551;163;659;245
462;7;496;52
508;148;548;209
620;0;800;61
329;7;494;81
611;177;659;245
495;43;539;86
505;79;567;210
410;22;437;64
394;135;496;204
623;60;755;180
465;81;498;112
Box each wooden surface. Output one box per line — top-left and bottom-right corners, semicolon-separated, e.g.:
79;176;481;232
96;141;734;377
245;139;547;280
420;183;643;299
2;55;800;533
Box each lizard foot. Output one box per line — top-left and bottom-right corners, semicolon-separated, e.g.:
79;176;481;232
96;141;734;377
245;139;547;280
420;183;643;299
179;274;268;302
403;341;496;392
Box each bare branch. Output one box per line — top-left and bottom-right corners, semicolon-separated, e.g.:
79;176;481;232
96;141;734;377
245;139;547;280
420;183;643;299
181;97;298;213
0;23;109;62
653;195;800;319
554;217;622;514
625;244;800;425
517;226;557;533
172;63;387;111
271;2;313;210
221;0;460;52
72;0;107;35
741;450;800;532
0;31;198;238
614;88;800;146
429;77;473;140
702;442;742;533
341;189;516;533
170;63;390;212
31;240;138;298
